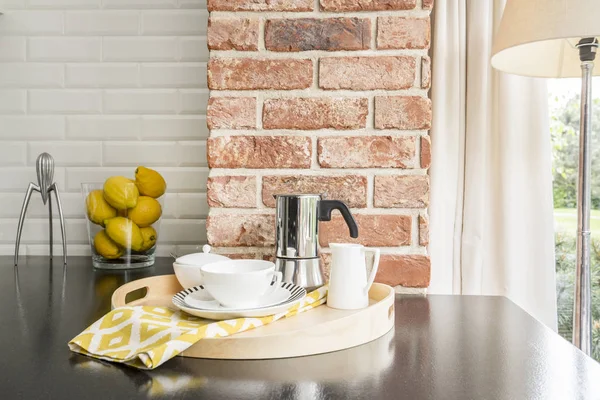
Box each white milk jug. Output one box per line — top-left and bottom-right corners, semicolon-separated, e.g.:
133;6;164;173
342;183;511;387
327;243;380;310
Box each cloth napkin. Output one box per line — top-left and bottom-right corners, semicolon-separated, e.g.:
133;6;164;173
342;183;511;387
69;286;327;370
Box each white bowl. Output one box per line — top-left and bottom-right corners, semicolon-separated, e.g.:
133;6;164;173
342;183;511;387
173;252;230;289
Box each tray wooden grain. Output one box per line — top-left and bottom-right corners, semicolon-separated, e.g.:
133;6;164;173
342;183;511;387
111;274;395;360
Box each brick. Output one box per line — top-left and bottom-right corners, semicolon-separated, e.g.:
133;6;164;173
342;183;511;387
180;90;210;114
208;176;257;208
318;136;416;168
0;90;26;114
0;143;26;166
208;0;313;11
207;136;311;169
161;220;207;244
219;252;258;260
141;116;209;140
0;168;65;192
0;38;25;61
375;255;430;288
207;214;275;247
0;11;63;35
28;38;102;62
320;56;416;91
103;0;177;7
377;17;431;50
421;136;431;168
423;0;434;9
421;56;431;89
66;64;139;88
103;37;179;61
208;18;259;51
0;117;65;140
28;142;102;166
66;167;209;192
374;175;429;208
320;253;332;281
68;116;140;140
208;58;313;90
29;0;100;7
181;37;209;61
419;214;429;246
207;97;257;130
265;18;370;52
320;0;416;11
319;214;411;247
0;64;63;88
141;64;206;88
65;11;139;35
263;98;368;130
177;141;208;167
175;193;209;218
142;10;208;35
262;175;367;208
375;96;432;130
103;90;178;114
29;90;102;114
103;142;180;166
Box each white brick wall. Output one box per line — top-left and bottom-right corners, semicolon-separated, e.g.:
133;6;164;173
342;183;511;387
0;0;209;258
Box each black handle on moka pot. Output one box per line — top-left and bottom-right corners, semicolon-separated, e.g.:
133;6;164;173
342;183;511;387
318;200;359;238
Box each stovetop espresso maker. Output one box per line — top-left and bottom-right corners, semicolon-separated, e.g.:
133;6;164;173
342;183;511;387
274;194;359;291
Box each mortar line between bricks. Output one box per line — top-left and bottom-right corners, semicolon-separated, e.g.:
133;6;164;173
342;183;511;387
411;214;419;248
370;15;377;50
209;49;429;59
257;16;266;52
208;169;429;176
203;129;429;136
209;88;430;97
366;174;374;208
209;11;430;18
209;207;424;216
256;175;264;209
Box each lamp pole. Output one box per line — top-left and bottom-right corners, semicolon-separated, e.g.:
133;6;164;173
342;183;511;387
574;38;598;356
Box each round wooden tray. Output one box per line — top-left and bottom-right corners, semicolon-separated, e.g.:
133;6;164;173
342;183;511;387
111;274;395;360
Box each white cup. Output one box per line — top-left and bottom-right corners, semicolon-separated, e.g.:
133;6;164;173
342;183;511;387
200;260;283;308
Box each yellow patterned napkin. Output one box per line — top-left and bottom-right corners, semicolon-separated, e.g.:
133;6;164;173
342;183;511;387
69;286;327;370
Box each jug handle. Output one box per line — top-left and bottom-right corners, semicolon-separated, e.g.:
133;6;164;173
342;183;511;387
364;248;380;296
318;200;359;238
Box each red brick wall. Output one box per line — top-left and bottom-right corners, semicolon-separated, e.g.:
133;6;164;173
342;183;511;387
206;0;433;289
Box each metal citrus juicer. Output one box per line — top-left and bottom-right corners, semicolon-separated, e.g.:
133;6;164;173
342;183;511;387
14;153;67;266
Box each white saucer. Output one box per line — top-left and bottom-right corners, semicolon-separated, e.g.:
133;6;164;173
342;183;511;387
172;282;306;320
183;285;291;310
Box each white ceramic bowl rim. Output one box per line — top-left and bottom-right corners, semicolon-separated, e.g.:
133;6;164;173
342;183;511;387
201;260;275;274
175;252;229;266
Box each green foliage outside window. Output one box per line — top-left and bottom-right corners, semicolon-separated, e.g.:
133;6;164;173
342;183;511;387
551;92;600;361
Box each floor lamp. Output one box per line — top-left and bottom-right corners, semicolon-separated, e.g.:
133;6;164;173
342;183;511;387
491;0;600;356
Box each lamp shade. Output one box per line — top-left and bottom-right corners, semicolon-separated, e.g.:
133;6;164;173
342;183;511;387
491;0;600;78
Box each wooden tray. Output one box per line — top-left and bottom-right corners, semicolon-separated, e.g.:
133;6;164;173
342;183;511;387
111;274;395;360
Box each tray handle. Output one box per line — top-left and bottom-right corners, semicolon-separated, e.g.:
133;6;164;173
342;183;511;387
111;278;151;309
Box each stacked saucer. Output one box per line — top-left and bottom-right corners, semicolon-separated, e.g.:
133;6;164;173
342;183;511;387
172;282;307;320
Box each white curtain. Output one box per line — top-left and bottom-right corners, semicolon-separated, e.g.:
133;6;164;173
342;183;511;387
428;0;558;329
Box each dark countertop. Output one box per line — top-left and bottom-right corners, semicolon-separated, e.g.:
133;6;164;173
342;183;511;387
1;256;599;400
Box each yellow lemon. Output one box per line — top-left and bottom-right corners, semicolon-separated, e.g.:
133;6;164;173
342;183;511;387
103;176;139;210
139;226;157;252
86;190;117;227
135;166;166;198
94;230;123;259
128;196;162;228
104;217;144;251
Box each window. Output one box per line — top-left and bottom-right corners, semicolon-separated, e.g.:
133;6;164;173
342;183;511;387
550;78;600;360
